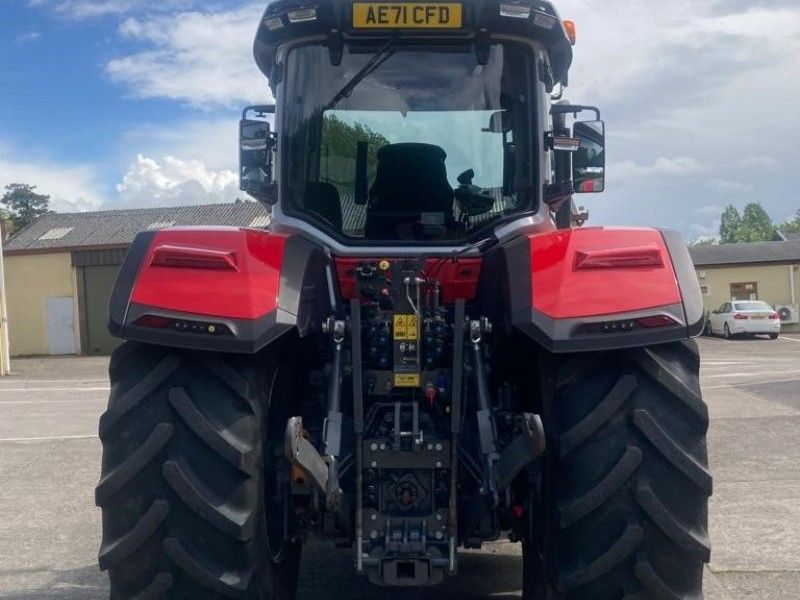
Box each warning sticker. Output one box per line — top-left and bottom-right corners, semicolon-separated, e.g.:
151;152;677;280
393;314;418;341
394;373;421;388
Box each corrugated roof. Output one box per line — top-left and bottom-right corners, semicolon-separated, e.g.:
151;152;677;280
3;202;270;253
689;241;800;267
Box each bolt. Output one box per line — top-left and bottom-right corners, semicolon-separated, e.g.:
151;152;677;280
436;514;443;522
370;513;378;522
379;443;386;451
435;443;443;452
371;461;378;468
435;461;443;468
435;531;444;540
370;530;378;539
370;443;378;451
427;443;433;450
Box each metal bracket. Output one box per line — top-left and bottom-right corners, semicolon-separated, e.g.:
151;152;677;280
495;413;546;490
285;417;329;493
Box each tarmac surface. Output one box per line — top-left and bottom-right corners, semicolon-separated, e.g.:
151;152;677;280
1;335;800;599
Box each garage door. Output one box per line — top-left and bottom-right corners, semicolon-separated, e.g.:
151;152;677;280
80;265;122;356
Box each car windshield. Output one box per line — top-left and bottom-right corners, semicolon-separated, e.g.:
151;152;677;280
280;43;534;243
734;302;771;311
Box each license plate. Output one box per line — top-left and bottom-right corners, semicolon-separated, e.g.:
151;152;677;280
751;316;767;320
353;3;463;29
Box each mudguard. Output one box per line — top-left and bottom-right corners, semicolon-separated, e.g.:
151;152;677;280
108;227;332;353
479;227;703;353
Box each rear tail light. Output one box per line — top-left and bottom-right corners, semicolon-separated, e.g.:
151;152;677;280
733;313;748;320
133;315;170;329
770;312;780;320
636;315;678;328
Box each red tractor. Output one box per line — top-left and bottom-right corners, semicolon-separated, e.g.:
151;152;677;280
97;1;711;598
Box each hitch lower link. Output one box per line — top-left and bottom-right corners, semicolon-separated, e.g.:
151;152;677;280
469;318;546;506
285;317;346;512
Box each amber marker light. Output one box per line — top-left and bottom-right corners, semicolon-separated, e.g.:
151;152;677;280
563;20;577;45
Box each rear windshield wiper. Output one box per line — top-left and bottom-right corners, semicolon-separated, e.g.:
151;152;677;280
325;40;394;111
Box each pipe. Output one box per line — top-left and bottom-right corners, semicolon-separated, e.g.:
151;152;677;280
791;264;797;305
0;239;10;376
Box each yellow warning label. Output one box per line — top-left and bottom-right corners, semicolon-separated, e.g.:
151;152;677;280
394;373;421;388
393;314;418;341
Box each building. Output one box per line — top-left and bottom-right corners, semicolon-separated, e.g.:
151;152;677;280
2;203;269;356
689;241;800;333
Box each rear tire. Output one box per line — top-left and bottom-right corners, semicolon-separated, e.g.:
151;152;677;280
723;323;731;340
96;342;302;599
769;333;779;340
524;340;712;599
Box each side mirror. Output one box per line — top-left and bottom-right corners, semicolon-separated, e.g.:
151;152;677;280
240;105;277;204
572;120;605;193
483;110;511;133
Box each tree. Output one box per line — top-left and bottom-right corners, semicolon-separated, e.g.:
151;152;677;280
1;184;51;229
320;114;390;190
779;209;800;235
738;203;777;242
718;205;741;244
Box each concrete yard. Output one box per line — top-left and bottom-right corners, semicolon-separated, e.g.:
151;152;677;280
1;336;800;599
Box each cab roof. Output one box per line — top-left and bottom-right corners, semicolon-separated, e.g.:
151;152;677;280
253;0;573;87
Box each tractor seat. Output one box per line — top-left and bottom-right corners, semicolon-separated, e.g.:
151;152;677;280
366;143;454;239
303;182;343;230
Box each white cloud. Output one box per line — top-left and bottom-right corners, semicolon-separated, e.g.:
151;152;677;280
707;179;755;195
106;5;268;107
0;142;103;213
28;0;198;20
738;156;781;171
613;156;703;184
113;154;239;208
121;118;239;172
14;31;42;45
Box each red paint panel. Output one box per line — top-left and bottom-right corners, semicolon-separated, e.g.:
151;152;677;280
335;257;482;304
530;228;681;319
132;228;288;320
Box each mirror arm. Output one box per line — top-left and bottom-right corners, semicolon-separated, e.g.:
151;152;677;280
544;181;574;207
550;104;601;120
242;104;276;119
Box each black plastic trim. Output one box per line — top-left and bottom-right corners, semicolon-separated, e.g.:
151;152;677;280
108;231;157;339
660;228;706;337
514;304;689;354
121;304;295;354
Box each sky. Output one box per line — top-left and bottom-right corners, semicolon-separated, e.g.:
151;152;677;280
0;0;798;241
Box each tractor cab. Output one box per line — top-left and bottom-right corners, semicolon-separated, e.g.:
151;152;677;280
240;0;605;250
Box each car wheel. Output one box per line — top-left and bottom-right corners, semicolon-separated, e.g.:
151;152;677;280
770;333;779;340
723;323;731;340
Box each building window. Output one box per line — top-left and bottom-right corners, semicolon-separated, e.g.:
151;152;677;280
700;285;711;297
730;282;758;301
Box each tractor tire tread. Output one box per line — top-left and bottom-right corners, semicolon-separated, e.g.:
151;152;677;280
162;459;255;541
95;423;174;506
99;500;170;570
169;387;254;472
163;537;252;598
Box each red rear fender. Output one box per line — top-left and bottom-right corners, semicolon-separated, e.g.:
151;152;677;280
478;227;704;353
109;227;332;353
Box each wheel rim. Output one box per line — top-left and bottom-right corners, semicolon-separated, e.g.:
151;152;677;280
263;365;292;564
